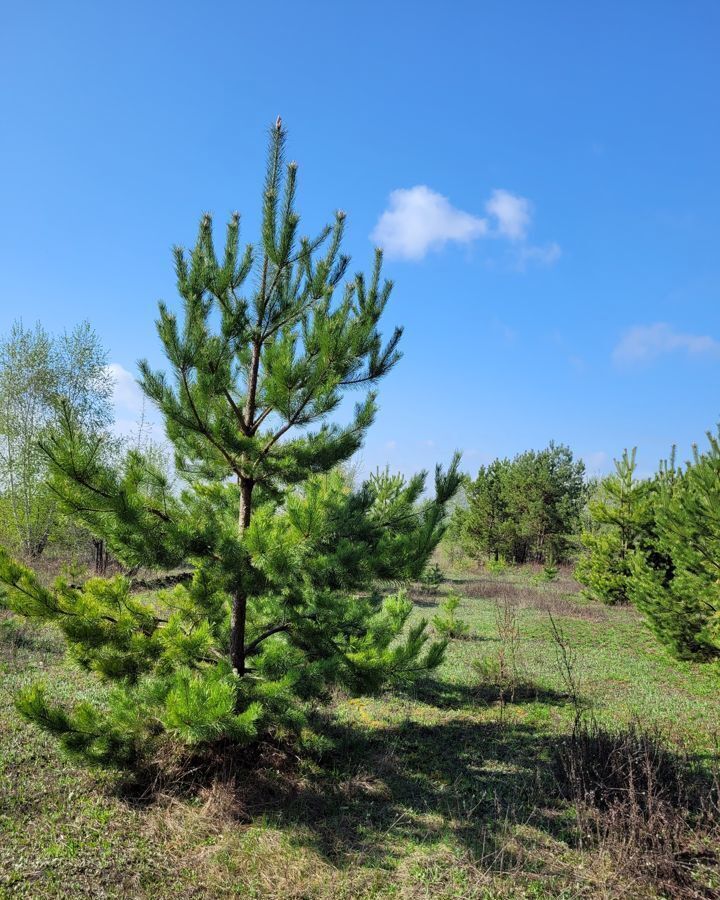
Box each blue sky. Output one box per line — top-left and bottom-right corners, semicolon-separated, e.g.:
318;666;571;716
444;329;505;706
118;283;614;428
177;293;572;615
2;1;719;479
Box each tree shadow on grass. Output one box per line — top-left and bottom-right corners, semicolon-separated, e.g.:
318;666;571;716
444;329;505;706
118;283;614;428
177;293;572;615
407;591;441;609
118;702;577;874
230;716;569;871
393;674;573;711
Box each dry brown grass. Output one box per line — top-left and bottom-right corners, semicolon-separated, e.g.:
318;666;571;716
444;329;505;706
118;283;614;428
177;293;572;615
460;577;610;622
553;720;720;899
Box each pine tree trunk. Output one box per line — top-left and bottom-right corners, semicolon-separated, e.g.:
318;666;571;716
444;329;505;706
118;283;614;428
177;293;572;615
230;477;254;675
94;538;109;574
229;291;264;677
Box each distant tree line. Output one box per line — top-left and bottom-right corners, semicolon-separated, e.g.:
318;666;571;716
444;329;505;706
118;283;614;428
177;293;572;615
450;433;720;667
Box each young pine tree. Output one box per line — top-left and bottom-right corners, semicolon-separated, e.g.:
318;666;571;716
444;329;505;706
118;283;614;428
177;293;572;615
464;459;509;563
629;436;720;660
502;443;585;564
0;121;460;767
575;449;656;605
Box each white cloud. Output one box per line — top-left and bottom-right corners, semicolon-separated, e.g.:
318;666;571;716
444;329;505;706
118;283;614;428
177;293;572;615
372;185;559;267
486;189;531;240
613;323;720;366
371;186;487;261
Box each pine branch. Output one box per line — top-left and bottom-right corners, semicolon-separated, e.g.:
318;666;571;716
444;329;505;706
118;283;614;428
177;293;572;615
222;388;250;436
179;368;241;476
244;623;291;657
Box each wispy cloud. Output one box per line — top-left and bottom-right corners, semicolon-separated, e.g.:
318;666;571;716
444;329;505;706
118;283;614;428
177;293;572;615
613;323;720;366
516;241;562;269
486;189;531;240
372;185;559;267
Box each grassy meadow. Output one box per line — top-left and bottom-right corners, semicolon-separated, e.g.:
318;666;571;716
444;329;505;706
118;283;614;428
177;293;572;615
1;564;719;899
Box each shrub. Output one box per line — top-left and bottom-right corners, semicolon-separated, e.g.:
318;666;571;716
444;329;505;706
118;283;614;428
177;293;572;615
485;556;509;576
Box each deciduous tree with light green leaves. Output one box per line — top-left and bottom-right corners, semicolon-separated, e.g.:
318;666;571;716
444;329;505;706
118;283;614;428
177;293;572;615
0;120;460;767
0;320;112;558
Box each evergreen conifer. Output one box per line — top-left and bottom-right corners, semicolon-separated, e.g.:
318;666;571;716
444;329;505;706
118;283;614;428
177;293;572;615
629;436;720;659
575;449;656;605
0;121;460;766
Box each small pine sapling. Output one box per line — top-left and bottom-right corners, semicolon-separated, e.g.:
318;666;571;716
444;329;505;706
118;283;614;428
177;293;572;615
420;562;444;595
575;449;656;605
485;556;508;576
432;592;469;639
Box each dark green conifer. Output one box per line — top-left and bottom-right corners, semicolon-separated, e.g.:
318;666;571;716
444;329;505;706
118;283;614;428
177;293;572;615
462;443;585;565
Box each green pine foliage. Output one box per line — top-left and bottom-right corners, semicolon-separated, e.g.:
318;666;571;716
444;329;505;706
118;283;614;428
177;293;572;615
575;449;658;605
0;121;461;767
577;436;720;660
462;443;585;565
419;562;444;594
485;556;509;575
432;592;469;639
629;435;720;660
463;459;507;562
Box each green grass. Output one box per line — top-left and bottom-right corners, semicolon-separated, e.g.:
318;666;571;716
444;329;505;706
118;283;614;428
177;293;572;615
1;567;718;898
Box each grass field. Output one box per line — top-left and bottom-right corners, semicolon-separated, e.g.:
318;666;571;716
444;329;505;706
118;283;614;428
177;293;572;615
1;566;719;898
